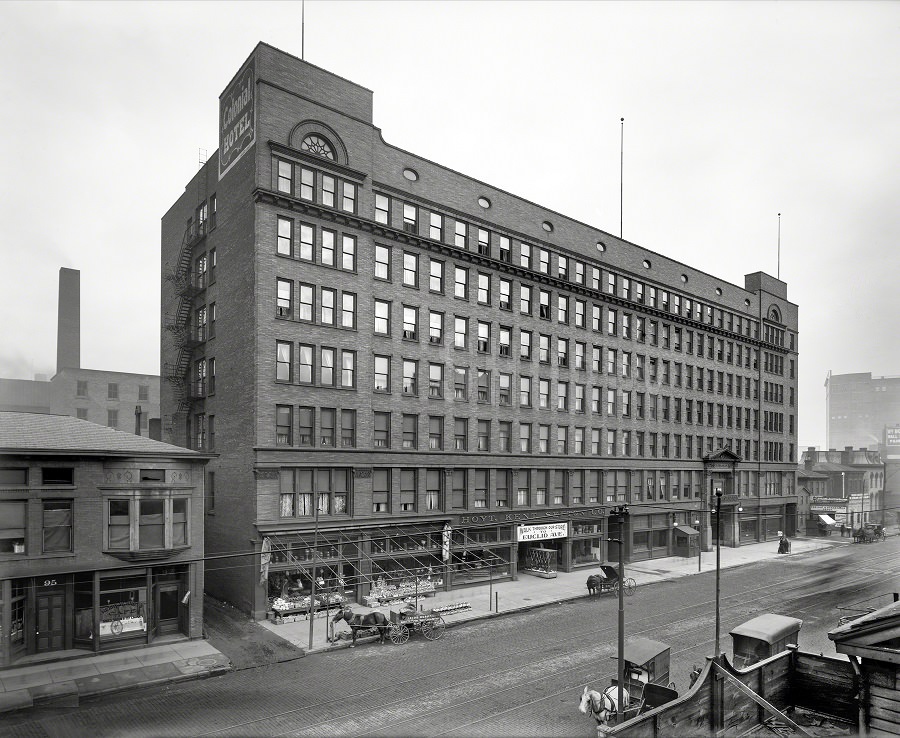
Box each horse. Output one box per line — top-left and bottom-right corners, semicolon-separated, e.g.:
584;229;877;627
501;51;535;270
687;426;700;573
331;607;390;647
586;571;608;596
578;685;630;726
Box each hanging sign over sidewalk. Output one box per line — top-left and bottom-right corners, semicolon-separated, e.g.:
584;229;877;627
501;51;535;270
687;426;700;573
517;522;568;542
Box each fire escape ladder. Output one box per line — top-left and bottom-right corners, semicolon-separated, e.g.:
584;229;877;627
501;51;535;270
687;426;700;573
164;224;200;414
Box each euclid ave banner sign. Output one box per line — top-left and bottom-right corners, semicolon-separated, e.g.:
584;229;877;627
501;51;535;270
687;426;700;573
219;56;256;179
517;522;569;542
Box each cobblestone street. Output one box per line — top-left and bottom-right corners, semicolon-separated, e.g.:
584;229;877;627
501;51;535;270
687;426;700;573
3;537;897;737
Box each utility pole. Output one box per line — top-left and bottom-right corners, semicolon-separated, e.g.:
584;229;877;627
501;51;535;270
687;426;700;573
308;500;320;650
714;489;723;656
608;504;629;720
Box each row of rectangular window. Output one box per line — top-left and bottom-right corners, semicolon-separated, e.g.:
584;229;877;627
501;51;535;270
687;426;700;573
370;201;793;348
276;280;357;327
276;344;356;387
0;497;189;555
275;226;792;360
274;157;357;213
75;382;151;401
276;217;357;270
279;348;793;418
277;465;795;518
271;406;793;462
366;308;780;396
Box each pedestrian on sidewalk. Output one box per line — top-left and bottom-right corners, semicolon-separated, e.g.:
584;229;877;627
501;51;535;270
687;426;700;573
840;523;846;538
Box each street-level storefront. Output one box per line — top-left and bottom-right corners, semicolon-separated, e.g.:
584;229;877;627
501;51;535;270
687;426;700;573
808;498;849;536
256;507;612;617
713;501;790;546
1;564;196;664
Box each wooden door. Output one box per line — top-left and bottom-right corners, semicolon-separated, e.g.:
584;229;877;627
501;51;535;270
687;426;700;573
155;583;182;636
36;590;66;653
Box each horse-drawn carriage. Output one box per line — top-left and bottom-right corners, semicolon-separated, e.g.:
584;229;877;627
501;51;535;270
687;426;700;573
586;565;637;598
853;523;885;544
579;637;678;727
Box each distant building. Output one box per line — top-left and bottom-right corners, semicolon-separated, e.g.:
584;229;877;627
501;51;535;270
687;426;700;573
800;446;884;532
795;464;829;536
0;268;161;436
825;371;900;450
0;412;211;668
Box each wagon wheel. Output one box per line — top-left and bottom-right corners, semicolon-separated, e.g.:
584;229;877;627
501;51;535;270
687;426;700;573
623;578;637;596
421;614;446;640
611;579;621;596
388;623;409;645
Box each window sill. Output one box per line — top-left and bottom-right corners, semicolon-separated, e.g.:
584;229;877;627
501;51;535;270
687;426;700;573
105;546;191;562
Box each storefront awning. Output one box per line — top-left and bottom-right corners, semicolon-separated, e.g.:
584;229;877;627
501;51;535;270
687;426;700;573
675;525;699;536
818;514;837;526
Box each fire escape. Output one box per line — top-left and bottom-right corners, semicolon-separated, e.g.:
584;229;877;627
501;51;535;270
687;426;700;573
164;219;206;438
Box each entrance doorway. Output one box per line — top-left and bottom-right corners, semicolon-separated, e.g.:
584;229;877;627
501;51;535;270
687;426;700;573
154;583;182;636
36;589;66;653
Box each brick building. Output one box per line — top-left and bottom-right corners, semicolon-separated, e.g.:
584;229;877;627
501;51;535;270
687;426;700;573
161;43;800;618
0;268;161;436
0;412;210;668
799;446;884;532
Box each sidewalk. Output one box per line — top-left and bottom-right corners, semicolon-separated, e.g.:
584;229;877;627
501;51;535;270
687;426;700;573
259;534;842;654
0;639;230;715
0;534;845;716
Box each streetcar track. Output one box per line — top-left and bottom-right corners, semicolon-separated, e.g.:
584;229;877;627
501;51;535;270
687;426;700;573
360;575;893;738
198;548;898;737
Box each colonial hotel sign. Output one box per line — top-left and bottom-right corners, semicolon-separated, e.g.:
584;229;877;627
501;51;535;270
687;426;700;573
219;56;256;179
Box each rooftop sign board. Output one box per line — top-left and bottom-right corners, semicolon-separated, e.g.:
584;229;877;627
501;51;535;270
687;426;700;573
219;56;256;180
886;426;900;447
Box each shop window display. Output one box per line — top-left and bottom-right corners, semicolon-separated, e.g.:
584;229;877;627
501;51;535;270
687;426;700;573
98;574;147;639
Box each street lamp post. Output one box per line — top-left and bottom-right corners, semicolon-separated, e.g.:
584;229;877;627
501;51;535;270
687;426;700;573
713;488;723;656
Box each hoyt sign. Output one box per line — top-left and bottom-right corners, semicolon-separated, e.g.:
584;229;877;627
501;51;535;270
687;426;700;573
459;507;606;526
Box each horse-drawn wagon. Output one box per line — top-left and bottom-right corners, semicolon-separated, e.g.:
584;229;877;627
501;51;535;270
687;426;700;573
579;637;678;727
387;606;446;643
586;565;636;598
853;523;885;543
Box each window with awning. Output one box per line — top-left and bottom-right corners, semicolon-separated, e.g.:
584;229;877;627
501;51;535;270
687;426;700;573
818;514;837;526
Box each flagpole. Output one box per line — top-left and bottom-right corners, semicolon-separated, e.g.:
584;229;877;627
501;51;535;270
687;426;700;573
777;213;781;279
302;0;306;60
620;118;624;239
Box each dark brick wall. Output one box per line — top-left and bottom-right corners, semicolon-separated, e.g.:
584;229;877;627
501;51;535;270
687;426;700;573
161;43;800;617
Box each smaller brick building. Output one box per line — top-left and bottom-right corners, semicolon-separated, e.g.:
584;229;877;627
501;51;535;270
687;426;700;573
0;412;211;669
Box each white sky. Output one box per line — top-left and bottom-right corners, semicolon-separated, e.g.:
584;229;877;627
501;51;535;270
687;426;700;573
1;0;898;449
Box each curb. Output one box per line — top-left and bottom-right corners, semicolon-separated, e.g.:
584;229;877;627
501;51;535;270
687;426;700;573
303;541;835;655
0;663;234;716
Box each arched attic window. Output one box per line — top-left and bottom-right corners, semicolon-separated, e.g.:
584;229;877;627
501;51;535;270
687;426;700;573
301;134;335;160
767;306;782;323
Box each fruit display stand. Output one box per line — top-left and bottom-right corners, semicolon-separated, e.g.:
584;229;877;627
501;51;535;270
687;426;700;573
363;577;438;608
268;592;345;623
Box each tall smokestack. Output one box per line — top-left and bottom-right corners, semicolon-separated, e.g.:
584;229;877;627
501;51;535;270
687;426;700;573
56;268;80;373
